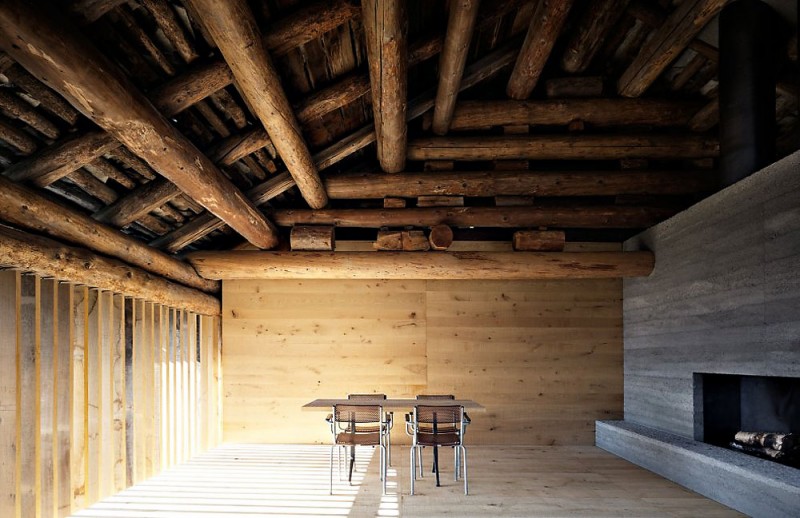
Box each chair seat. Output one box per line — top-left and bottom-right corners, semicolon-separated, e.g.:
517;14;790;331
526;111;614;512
336;431;382;446
416;432;461;447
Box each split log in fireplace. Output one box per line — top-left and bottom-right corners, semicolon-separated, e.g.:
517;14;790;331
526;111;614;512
729;432;799;466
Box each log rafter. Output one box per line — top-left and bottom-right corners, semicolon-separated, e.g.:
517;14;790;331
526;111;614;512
0;0;279;249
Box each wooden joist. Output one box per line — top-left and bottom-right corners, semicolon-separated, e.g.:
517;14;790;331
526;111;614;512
447;99;703;130
506;0;574;99
407;134;719;161
270;205;676;229
0;176;219;293
361;0;408;173
187;0;327;209
186;250;655;280
324;169;711;198
617;0;728;97
513;230;566;251
561;0;631;74
289;226;335;251
0;0;279;249
432;0;481;135
0;225;220;315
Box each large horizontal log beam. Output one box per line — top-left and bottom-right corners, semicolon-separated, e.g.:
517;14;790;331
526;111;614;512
0;0;278;248
186;250;655;280
270;205;676;228
0;175;219;293
447;99;703;130
188;0;327;209
407;134;719;161
0;225;220;315
324;169;712;198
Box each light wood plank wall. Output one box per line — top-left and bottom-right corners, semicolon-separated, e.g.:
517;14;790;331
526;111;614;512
0;270;222;518
223;278;622;445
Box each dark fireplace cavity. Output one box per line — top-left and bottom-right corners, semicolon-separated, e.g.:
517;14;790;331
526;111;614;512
694;373;800;468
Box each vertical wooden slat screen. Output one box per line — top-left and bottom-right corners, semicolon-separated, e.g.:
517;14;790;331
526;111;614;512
0;272;222;517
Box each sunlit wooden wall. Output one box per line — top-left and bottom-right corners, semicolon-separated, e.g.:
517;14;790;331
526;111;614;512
0;270;222;518
223;278;623;445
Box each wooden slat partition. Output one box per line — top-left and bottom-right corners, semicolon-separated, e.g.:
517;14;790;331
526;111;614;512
0;271;222;518
223;275;623;445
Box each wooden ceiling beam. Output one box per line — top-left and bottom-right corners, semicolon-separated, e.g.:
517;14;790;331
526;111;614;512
447;99;703;130
269;205;676;229
0;225;220;315
361;0;408;173
432;0;481;135
0;0;279;249
617;0;728;97
324;170;711;198
407;134;719;161
186;250;655;280
506;0;574;99
0;176;218;293
561;0;632;74
187;0;328;209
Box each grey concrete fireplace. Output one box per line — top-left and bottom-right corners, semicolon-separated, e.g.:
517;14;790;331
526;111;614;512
596;151;800;518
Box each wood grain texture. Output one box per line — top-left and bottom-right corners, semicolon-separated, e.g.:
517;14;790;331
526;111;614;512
222;278;623;444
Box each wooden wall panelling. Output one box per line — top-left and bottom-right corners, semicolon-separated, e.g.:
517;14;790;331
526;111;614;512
132;299;145;484
143;302;155;479
124;299;136;487
167;308;176;468
147;303;159;477
98;291;112;500
180;310;189;462
55;282;71;517
211;315;222;446
158;304;169;471
19;274;37;518
111;294;126;494
70;286;88;514
199;315;210;451
188;313;197;457
86;288;101;506
39;278;55;518
0;271;17;517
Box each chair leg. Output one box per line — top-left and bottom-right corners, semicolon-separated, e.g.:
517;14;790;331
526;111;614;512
379;443;387;495
417;447;423;478
409;445;415;495
330;445;334;495
454;447;459;481
461;446;468;495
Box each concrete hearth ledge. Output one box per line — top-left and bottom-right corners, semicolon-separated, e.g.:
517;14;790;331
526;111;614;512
596;420;800;518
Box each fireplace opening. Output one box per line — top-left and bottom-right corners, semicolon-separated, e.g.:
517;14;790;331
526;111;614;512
694;373;799;468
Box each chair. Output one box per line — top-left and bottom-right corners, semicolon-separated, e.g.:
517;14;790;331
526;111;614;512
329;403;388;495
406;395;470;478
408;404;468;495
347;394;394;465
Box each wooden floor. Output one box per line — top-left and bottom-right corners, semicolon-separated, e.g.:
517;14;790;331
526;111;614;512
69;443;742;517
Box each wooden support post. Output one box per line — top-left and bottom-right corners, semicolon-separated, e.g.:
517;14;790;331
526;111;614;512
407;134;719;161
374;230;431;251
186;0;328;209
0;226;220;315
186;250;656;280
432;0;481;135
290;226;335;251
361;0;408;172
617;0;728;97
513;230;566;251
0;176;219;293
0;0;279;249
506;0;574;99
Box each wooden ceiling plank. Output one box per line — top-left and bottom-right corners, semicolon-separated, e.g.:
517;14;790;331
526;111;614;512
264;0;361;56
561;0;632;74
0;175;218;293
506;0;575;100
186;250;655;280
0;0;279;249
324;169;711;198
93;178;178;228
270;205;676;229
0;225;219;315
0;114;37;154
4;64;81;125
432;0;481;135
617;0;728;97
407;134;719;161
361;0;408;173
140;0;199;64
187;0;328;209
0;89;60;140
448;98;703;130
84;157;137;189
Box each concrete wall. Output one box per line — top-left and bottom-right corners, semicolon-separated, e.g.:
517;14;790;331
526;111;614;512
623;151;800;438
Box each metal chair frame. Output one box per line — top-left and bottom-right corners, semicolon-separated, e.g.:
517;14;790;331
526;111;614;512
329;403;388;495
407;404;468;495
347;393;394;466
406;395;470;479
